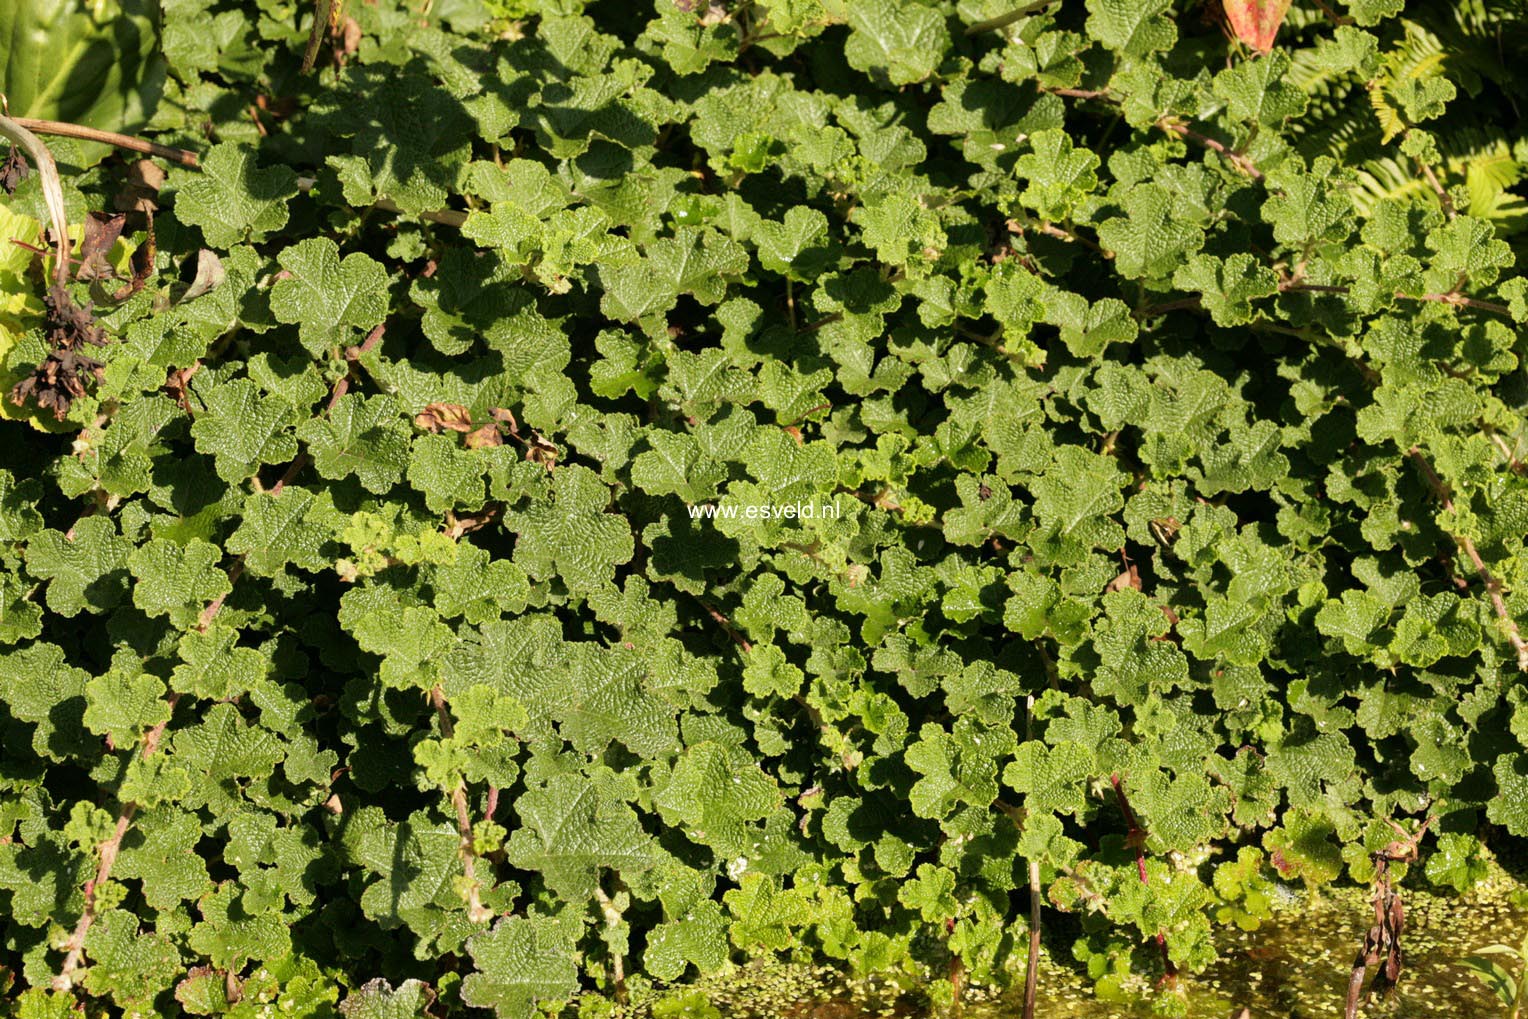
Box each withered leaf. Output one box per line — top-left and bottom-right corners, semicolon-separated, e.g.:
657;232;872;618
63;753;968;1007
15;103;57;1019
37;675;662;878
414;402;474;433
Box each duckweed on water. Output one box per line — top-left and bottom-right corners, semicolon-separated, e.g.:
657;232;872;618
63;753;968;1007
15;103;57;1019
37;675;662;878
590;881;1527;1019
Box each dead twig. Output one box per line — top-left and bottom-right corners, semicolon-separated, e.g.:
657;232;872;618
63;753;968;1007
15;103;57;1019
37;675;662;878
12;117;198;168
1344;818;1431;1019
0;113;70;287
302;0;337;73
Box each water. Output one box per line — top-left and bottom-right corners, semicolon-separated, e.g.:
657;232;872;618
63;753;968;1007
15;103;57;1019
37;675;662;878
630;881;1528;1019
1181;885;1527;1019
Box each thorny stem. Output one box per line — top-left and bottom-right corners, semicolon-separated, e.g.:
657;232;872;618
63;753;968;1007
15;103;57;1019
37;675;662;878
1019;218;1112;258
1135;296;1203;318
272;322;386;493
694;595;839;750
302;0;337;73
782;401;832;427
269;455;310;496
11;117;199;168
1487;429;1526;473
429;686;495;924
796;312;842;334
1044;87;1113;100
1143;285;1514;320
1410;290;1512;315
0;114;70;288
195;558;246;632
1407;448;1528;671
1309;0;1354;26
1035;640;1061;691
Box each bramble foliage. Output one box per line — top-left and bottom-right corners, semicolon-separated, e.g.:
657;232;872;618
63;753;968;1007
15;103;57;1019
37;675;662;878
1;0;1527;1016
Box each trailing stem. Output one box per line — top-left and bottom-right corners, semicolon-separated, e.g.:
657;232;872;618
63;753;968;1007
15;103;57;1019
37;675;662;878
1407;448;1528;671
1156;120;1263;181
1109;774;1176;985
429;686;495;924
52;703;178;989
948;920;965;1008
1022;693;1042;1019
55;545;241;989
963;0;1056;36
1024;857;1041;1019
592;883;629;1005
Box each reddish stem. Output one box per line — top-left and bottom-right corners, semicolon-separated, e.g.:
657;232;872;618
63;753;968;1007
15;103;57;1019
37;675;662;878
1110;774;1177;982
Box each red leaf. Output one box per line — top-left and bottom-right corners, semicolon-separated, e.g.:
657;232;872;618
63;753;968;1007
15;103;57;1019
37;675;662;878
1223;0;1292;53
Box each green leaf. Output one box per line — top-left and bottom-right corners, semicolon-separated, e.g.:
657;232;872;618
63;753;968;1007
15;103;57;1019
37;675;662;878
1085;0;1175;59
905;717;1014;820
742;644;804;699
298;393;411;494
407;433;488;513
1015;130;1101;221
190;378;300;483
1489;754;1528;836
1172;253;1278;326
461;914;582;1019
339;979;437;1019
844;0;950;86
226;486;343;577
127;538;230;627
0;468;44;541
172;624;268;700
1097;184;1206;280
83;668;171;748
506;771;653;900
270;238;390;356
1003;741;1093;817
504;465;633;593
23;517;132;617
724;872;811;951
0;0;164;139
171;143;299;248
643;899;728;982
754;206;836;280
656;741;782;858
598;229;748;327
1212;52;1306;126
81;909;181;1008
1263;156;1354;247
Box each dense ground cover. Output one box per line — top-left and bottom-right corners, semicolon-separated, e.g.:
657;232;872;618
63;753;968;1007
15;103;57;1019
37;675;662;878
1;0;1527;1016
